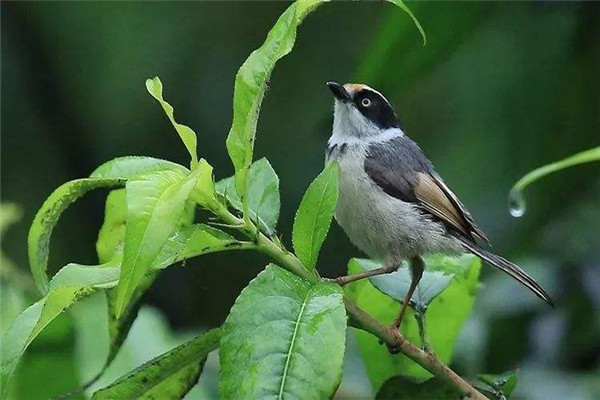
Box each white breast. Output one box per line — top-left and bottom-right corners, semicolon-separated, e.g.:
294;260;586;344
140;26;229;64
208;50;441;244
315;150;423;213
326;141;462;262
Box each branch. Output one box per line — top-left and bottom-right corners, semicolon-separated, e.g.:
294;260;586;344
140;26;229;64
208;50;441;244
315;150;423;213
210;202;488;400
344;300;487;400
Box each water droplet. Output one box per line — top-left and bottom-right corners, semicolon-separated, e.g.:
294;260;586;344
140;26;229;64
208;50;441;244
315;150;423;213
508;189;526;218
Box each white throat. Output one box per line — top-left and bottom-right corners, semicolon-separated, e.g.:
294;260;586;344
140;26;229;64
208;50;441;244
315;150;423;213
329;101;404;147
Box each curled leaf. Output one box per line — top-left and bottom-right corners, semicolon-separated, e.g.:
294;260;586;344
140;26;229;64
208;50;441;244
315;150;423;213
91;156;188;180
28;178;124;293
146;77;198;167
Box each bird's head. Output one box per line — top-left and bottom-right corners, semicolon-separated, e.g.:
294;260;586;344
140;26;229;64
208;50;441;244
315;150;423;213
327;82;400;139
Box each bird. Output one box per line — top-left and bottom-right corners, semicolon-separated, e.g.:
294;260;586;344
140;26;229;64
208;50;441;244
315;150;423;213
324;82;553;331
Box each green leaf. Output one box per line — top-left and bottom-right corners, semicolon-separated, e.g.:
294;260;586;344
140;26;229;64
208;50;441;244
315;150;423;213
475;370;518;400
90;220;242;367
92;328;221;400
96;188;156;371
27;156;183;294
385;0;427;46
225;0;327;195
292;162;339;270
508;146;600;217
190;159;219;210
96;190;127;264
91;156;189;180
375;376;459;400
220;264;347;399
97;189;244;270
345;255;480;390
216;158;280;235
146;77;198;167
353;258;453;310
114;167;199;318
28;178;125;293
153;224;243;270
0;263;120;395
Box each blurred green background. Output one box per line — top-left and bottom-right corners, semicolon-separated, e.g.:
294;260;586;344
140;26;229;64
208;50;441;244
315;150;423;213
1;1;599;399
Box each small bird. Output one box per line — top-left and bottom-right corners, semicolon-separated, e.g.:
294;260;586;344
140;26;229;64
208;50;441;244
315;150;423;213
325;82;553;330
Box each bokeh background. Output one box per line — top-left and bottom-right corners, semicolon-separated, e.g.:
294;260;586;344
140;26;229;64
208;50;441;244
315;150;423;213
1;1;599;399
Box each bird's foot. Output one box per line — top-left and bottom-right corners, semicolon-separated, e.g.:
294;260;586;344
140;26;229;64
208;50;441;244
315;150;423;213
322;276;348;286
385;327;404;354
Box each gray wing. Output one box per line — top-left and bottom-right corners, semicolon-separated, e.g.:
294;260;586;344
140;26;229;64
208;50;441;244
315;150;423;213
364;136;489;244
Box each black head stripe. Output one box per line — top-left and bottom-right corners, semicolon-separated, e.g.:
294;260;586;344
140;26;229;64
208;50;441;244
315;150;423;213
353;88;400;129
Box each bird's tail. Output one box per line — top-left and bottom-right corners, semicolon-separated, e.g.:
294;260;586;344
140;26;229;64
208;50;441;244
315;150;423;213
455;236;554;307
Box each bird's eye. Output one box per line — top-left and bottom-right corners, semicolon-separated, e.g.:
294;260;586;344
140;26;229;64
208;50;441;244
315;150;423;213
361;98;371;107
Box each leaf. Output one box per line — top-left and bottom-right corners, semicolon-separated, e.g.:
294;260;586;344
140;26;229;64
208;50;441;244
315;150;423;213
114;167;199;318
225;0;327;195
375;376;459;400
27;156;184;294
475;370;518;400
216;158;280;234
146;77;198;167
102;180;194;351
28;178;125;293
345;255;480;390
385;0;427;46
0;263;120;395
353;258;453;310
95;189;242;369
96;189;157;370
292;162;339;270
90;156;189;180
97;190;127;264
219;264;347;399
190;159;219;210
92;328;221;400
152;224;242;270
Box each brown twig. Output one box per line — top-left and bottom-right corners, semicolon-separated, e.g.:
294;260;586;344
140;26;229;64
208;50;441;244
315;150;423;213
344;299;488;400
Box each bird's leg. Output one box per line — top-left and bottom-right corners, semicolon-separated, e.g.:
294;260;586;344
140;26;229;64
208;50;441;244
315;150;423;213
325;259;399;286
392;256;424;330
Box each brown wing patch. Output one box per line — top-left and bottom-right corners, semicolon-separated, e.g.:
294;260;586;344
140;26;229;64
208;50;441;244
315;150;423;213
414;172;472;238
430;173;489;243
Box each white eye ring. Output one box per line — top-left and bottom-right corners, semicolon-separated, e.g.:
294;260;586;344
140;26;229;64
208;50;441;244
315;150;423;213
361;98;371;107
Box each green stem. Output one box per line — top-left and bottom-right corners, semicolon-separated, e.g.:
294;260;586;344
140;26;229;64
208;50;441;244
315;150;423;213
207;200;487;400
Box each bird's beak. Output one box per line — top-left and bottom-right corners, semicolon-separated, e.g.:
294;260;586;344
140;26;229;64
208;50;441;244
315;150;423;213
327;81;351;103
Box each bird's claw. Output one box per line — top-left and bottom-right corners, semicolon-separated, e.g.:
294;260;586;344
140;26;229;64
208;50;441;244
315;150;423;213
385;326;404;354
